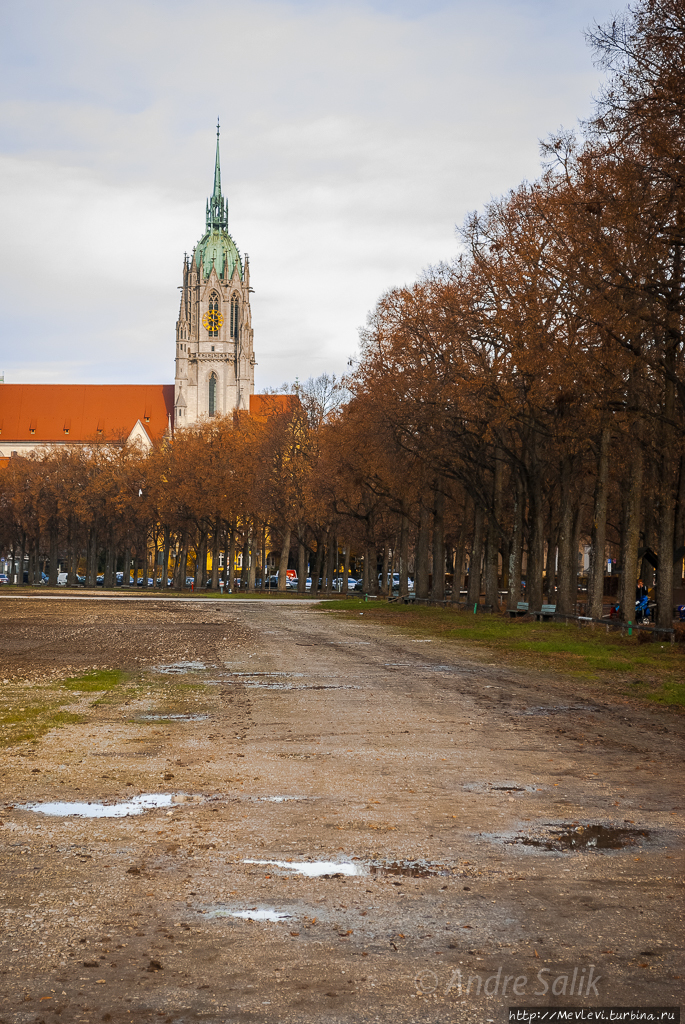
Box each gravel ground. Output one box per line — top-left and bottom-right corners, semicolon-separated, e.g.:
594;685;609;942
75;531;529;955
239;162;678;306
0;595;682;1024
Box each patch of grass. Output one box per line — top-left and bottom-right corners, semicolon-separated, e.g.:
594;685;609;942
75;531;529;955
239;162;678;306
61;669;125;692
0;706;83;748
318;599;685;707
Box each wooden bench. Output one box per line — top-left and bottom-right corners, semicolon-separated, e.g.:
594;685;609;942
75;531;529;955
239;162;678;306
533;604;557;622
507;601;529;617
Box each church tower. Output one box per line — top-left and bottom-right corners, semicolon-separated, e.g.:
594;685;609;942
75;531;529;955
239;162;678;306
174;124;255;427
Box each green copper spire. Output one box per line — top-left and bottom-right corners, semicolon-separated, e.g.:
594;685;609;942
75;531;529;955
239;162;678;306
213;118;222;198
206;119;228;232
195;121;243;281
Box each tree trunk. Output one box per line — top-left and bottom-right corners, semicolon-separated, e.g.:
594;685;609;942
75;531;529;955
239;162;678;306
297;530;307;593
507;480;522;608
179;533;190;589
451;494;468;605
656;375;677;628
260;528;266;591
197;534;208;588
248;530;257;591
325;535;336;595
86;525;97;588
277;526;291;592
556;456;575;614
379;541;390;597
342;543;351;595
228;526;236;592
210;519;220;589
588;424;611;619
467;504;484;608
313;535;325;594
49;528;59;586
415;504;431;600
123;545;131;587
619;444;644;624
486;455;503;610
366;543;378;595
640;461;656;588
16;532;25;585
674;453;685;585
527;476;545;612
399;511;409;598
241;532;251;591
431;487;445;602
104;532;114;589
162;527;170;590
69;543;79;587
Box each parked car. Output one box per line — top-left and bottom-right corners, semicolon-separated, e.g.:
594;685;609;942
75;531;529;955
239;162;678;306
185;576;195;586
96;574;105;586
0;573;9;585
331;576;358;591
76;574;86;585
57;572;68;586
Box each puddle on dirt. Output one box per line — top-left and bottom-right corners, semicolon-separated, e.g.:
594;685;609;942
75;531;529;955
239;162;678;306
224;672;305;678
242;682;303;690
154;661;206;675
463;781;537;794
237;682;358;691
506;823;651;851
19;793;178;818
370;860;452;878
257;796;307;803
209;909;291;922
138;714;209;721
244;858;364;877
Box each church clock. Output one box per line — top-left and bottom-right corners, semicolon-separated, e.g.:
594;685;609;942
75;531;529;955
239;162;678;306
202;309;224;333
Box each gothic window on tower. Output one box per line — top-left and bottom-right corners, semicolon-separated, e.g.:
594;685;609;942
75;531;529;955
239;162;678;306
230;294;240;339
202;293;221;337
209;373;217;417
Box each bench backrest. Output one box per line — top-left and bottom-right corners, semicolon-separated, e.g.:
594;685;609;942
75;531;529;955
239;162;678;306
517;602;529;611
541;604;557;614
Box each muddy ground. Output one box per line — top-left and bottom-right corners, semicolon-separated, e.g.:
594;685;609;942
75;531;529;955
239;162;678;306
0;595;682;1024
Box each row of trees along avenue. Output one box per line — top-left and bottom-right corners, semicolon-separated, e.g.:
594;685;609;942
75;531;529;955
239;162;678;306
0;0;684;627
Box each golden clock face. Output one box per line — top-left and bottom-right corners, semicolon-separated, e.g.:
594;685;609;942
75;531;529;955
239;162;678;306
202;309;224;332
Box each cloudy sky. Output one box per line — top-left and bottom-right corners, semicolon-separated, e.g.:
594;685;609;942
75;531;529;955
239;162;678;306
0;0;617;390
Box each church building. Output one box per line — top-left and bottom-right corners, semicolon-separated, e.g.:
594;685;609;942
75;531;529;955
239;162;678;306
174;125;255;426
0;126;265;459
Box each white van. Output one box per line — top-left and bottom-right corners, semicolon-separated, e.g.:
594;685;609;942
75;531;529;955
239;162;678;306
57;572;68;586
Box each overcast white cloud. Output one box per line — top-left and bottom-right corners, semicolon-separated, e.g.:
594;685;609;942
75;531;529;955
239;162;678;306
0;0;617;388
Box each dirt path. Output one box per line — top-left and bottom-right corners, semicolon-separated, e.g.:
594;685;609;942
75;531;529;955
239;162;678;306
0;597;682;1024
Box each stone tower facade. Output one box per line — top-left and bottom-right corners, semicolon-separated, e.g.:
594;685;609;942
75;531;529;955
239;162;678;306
174;127;255;427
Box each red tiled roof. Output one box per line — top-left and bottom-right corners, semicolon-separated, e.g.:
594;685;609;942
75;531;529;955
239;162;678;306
249;394;299;421
0;385;174;443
